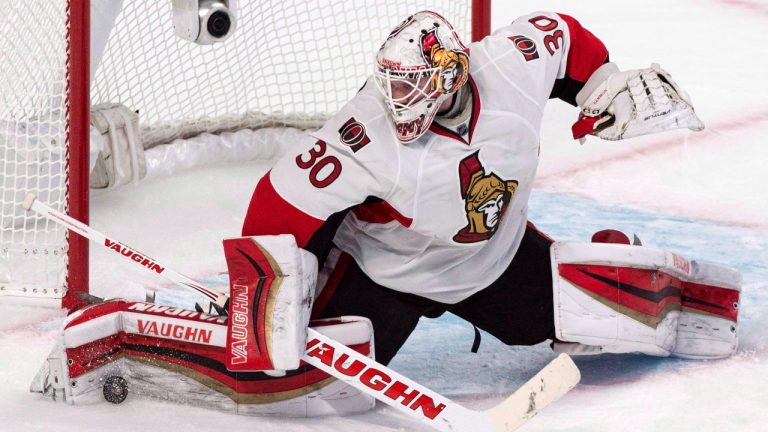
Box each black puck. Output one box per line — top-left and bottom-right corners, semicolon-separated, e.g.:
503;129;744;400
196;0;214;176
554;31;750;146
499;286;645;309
103;376;128;404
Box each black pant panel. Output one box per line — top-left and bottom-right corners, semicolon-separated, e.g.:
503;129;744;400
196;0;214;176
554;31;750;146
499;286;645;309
315;261;434;365
451;226;555;346
314;224;555;365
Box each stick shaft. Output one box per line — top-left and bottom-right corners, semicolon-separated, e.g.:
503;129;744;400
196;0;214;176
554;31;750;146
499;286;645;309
24;194;225;304
304;328;491;432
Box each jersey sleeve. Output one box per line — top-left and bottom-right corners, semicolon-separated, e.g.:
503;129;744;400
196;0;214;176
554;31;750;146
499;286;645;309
242;80;398;249
475;11;609;107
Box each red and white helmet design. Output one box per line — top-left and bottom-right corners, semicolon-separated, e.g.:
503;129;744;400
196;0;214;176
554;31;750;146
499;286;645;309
374;11;470;143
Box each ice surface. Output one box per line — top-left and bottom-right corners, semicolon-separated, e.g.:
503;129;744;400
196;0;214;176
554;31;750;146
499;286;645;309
2;0;767;430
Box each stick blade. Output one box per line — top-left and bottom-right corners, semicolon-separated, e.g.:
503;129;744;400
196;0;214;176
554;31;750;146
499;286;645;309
485;353;580;432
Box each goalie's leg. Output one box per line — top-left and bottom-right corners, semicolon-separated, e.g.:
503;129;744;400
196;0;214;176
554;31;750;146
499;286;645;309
312;248;452;365
30;298;377;417
447;224;740;360
550;238;741;358
450;223;557;348
314;224;559;360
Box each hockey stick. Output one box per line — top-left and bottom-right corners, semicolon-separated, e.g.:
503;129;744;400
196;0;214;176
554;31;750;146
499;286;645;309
304;332;580;432
21;193;228;314
23;193;580;432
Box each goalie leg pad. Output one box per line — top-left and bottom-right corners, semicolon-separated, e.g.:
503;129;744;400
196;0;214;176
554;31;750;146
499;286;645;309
89;103;145;189
31;299;375;417
673;261;741;359
551;241;741;359
552;242;686;356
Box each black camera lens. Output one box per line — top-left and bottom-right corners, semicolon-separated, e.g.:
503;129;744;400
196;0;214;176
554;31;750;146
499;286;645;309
207;10;231;38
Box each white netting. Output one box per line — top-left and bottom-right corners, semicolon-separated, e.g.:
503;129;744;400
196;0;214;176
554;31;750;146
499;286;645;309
92;1;473;148
0;0;69;299
0;0;475;301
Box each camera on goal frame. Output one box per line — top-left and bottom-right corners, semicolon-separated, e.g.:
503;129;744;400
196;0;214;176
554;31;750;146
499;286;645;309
172;0;238;45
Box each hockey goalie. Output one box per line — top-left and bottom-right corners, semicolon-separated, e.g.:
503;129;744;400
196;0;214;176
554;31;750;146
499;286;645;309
31;10;740;426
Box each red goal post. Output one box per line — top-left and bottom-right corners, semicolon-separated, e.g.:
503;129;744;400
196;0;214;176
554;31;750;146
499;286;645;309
0;0;491;310
67;0;91;310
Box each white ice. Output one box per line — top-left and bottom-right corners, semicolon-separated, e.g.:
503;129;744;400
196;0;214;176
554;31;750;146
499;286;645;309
2;0;767;431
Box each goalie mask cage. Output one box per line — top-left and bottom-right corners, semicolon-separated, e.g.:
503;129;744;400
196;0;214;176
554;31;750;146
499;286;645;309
0;0;490;309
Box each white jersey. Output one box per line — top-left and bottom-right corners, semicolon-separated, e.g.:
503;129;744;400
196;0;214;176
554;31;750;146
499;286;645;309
246;12;609;303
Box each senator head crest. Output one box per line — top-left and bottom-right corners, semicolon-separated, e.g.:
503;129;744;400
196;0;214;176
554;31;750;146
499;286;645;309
453;151;518;244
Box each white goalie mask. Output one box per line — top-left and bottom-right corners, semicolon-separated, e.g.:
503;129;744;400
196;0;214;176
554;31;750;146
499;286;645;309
374;11;470;143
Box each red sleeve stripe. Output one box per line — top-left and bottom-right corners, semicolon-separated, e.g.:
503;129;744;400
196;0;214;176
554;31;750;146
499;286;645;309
556;13;609;83
241;171;324;248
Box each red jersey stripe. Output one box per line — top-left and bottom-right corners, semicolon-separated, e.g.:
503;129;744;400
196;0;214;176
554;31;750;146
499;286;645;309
352;200;413;228
242;170;324;248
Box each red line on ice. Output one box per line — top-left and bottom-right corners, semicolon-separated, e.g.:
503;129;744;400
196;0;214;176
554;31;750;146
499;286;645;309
534;109;768;229
710;0;768;16
537;109;768;183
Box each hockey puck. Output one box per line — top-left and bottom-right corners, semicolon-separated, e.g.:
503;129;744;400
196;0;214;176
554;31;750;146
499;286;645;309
103;376;128;404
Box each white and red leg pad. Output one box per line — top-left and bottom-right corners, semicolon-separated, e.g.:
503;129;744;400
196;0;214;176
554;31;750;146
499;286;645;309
30;299;375;417
674;261;741;359
551;242;740;358
224;235;317;372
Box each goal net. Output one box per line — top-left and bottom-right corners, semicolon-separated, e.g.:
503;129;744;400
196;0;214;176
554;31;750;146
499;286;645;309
0;0;489;308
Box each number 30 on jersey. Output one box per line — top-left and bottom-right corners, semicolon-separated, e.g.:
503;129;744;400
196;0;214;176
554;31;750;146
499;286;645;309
528;15;563;56
295;140;342;188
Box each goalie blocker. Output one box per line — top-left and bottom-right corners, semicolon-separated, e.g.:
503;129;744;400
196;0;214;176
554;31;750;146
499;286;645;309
223;235;317;372
551;233;741;359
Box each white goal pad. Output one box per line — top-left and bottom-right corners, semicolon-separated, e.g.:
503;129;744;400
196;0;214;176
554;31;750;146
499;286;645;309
30;300;376;417
551;242;741;358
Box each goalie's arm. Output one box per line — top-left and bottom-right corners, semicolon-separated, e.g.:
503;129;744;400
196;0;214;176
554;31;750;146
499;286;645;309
571;62;705;141
487;12;703;141
243;169;392;271
242;86;397;259
482;12;610;107
547;13;612;106
242;169;326;248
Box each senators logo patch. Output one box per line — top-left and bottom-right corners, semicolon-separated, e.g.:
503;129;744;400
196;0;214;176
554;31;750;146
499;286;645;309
338;117;371;153
453;151;518;244
509;35;539;62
